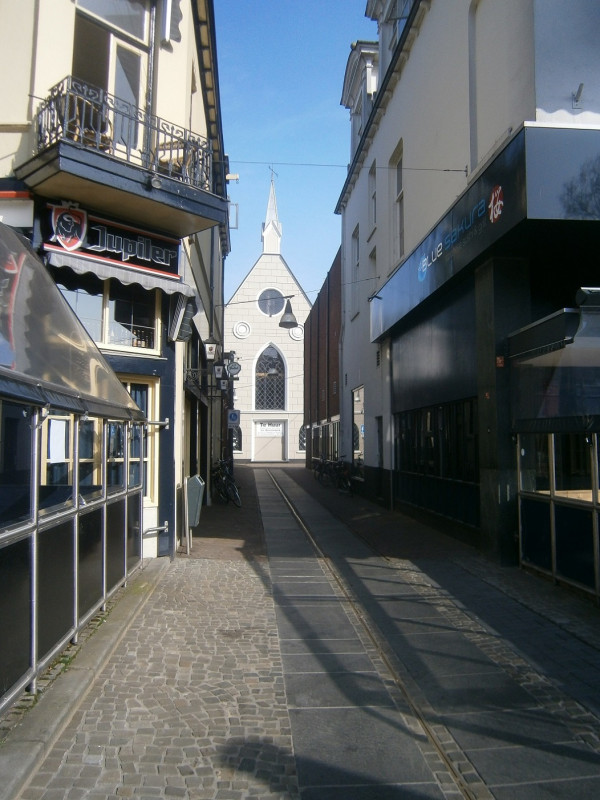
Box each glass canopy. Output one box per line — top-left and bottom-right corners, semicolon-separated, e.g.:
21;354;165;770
0;221;144;420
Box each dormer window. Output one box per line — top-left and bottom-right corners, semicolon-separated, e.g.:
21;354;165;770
386;0;415;50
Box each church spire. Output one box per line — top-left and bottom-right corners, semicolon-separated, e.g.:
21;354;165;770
261;173;282;254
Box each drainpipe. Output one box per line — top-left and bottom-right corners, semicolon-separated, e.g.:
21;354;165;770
143;2;157;164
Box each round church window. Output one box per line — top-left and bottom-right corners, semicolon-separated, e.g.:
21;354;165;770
257;288;285;317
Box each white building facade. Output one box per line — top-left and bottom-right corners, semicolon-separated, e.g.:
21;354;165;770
225;180;311;462
337;0;600;595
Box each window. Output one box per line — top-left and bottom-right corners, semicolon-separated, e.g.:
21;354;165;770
0;400;33;527
387;0;415;50
73;1;149;150
352;94;363;152
369;161;377;230
255;346;285;410
107;421;126;493
299;426;306;452
56;272;159;352
257;289;285;317
121;378;155;501
40;414;76;513
390;146;405;266
109;282;156;348
232;426;242;452
396;399;478;483
79;418;102;501
76;0;148;41
351;226;360;316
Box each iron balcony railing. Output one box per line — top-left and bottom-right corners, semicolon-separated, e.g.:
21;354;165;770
36;76;212;191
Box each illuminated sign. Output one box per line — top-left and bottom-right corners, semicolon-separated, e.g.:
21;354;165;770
46;205;179;273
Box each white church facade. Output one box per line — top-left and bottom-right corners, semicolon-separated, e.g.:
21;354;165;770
225;180;311;462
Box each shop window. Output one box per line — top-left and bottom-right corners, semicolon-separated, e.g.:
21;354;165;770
56;275;104;341
255;346;285;410
121;379;155;502
396;398;479;483
109;282;156;348
79;418;103;501
107;421;125;493
0;400;33;528
519;434;550;494
554;433;592;502
41;414;75;513
57;273;159;352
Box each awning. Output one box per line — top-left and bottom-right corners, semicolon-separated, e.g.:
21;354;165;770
45;249;194;297
508;305;600;432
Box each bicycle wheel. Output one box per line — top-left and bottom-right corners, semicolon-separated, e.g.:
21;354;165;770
319;466;332;487
226;478;242;507
337;473;352;495
213;475;229;503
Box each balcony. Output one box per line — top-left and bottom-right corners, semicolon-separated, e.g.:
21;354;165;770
15;77;228;238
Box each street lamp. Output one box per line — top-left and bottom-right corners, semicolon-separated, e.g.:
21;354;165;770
278;299;298;329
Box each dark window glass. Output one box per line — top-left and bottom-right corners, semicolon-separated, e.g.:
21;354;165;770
107;421;125;492
0;400;33;526
108;283;155;348
79;418;102;501
56;270;104;342
396;398;478;483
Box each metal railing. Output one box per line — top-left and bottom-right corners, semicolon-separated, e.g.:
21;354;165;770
36;76;212;191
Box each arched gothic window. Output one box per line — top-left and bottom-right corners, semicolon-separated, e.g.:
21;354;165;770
299;425;306;451
255;346;285;410
232;426;242;452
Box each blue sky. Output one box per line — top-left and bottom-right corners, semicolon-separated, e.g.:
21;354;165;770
213;2;377;302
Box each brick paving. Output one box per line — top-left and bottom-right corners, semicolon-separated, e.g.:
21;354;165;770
2;463;600;799
17;475;298;800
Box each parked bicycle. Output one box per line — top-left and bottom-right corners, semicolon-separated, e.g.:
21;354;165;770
211;459;241;507
331;458;353;495
313;455;358;495
313;454;335;487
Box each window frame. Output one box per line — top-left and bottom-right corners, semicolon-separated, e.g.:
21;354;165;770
120;376;157;504
254;346;286;411
390;146;405;267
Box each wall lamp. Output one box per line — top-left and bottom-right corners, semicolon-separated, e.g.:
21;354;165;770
147;172;163;190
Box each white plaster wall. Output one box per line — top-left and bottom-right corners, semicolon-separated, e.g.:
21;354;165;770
339;0;597;472
0;0;74;171
534;0;600;125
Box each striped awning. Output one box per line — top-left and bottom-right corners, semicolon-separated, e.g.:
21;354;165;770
45;249;194;297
